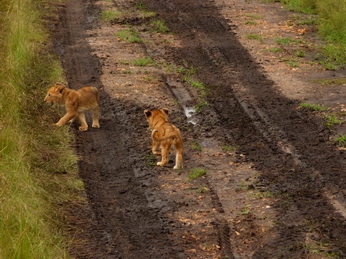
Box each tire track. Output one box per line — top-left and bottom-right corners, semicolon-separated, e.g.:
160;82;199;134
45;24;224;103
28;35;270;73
141;0;346;256
55;0;188;257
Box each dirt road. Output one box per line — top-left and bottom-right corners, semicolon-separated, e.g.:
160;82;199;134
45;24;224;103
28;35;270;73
52;0;346;258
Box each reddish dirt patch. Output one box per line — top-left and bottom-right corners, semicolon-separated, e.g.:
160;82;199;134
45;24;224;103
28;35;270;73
51;0;346;258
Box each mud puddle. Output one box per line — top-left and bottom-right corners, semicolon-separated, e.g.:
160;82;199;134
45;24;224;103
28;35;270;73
163;75;198;125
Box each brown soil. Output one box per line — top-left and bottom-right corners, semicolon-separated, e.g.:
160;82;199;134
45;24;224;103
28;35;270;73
51;0;346;258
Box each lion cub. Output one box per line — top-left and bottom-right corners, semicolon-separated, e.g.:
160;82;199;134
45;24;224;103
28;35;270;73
144;108;183;169
44;83;100;131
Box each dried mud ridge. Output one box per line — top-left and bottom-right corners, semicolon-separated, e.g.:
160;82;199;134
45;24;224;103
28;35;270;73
53;0;346;258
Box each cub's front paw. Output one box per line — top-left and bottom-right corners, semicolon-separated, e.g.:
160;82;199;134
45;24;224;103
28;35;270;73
78;126;88;131
92;123;100;128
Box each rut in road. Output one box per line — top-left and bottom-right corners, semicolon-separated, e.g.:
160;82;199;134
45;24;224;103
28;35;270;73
55;0;197;257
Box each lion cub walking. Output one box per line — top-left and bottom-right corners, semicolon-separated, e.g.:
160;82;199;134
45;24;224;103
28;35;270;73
44;83;100;131
144;108;183;169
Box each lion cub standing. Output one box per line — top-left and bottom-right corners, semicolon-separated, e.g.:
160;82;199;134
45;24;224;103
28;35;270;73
144;108;183;169
44;83;100;131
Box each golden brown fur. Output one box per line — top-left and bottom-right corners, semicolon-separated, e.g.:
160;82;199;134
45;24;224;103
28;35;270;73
44;83;100;131
144;108;183;169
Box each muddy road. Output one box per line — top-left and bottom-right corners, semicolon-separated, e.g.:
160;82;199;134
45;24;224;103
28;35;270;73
52;0;346;258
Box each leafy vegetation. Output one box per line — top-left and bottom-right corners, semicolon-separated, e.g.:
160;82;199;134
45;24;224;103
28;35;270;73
185;79;207;90
241;205;252;215
132;57;155;66
245;20;257;25
311;77;346;86
295;50;306;57
0;0;81;257
134;1;156;18
221;145;237;152
116;29;142;43
247;33;264;42
299;102;327;111
100;10;122;21
267;0;346;69
149;19;170;33
195;99;209;112
188;168;207;180
144;154;157;166
325;115;341;127
267;48;284;52
191;142;202;151
334;135;346;147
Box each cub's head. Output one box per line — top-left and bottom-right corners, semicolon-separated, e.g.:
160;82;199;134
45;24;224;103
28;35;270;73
44;83;67;104
144;108;169;128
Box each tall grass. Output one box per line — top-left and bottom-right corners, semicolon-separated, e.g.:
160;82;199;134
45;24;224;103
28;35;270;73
0;0;80;258
268;0;346;69
277;0;346;43
316;0;346;43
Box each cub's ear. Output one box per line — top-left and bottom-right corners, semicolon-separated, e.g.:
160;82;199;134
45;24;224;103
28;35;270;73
144;110;151;117
56;84;66;94
161;108;169;115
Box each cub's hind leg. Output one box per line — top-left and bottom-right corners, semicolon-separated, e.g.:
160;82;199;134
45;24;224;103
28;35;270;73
157;143;169;167
91;107;100;128
173;143;183;170
152;139;160;155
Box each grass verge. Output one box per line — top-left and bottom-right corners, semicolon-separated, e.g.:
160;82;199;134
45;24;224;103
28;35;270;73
0;0;82;257
267;0;346;69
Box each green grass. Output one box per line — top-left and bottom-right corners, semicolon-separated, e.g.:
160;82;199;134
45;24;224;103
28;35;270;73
241;205;252;215
317;0;346;43
134;2;156;18
266;0;346;69
325;115;341;127
132;57;155;66
311;77;346;86
247;33;264;42
188;168;207;180
0;0;81;257
282;57;300;67
191;142;202;151
249;190;274;199
245;20;257;25
320;44;346;70
189;80;206;90
116;29;142;43
221;145;237;152
149;19;170;33
100;10;122;21
295;50;306;57
144;154;157;166
245;14;262;19
296;18;316;25
299;102;327;111
177;65;197;75
334;135;346;147
122;70;134;74
195;99;209;112
267;48;284;52
275;37;294;45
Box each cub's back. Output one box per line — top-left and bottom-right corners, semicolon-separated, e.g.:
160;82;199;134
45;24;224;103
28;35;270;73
77;86;99;108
